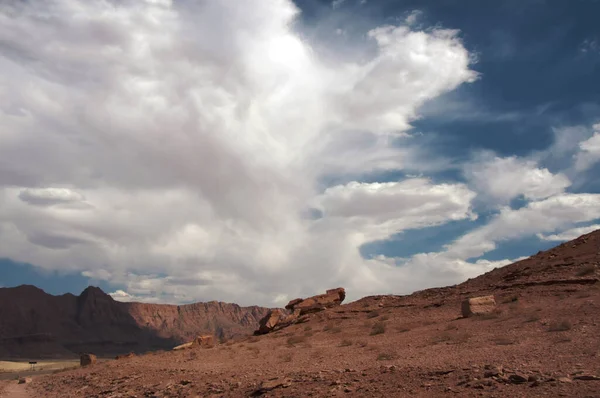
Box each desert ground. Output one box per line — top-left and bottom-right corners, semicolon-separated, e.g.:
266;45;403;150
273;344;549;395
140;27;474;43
1;232;599;397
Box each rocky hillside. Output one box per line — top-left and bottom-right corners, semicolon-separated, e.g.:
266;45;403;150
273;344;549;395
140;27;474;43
0;286;270;358
21;229;600;398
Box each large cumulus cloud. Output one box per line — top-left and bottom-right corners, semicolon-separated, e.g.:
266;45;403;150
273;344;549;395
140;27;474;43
0;0;509;305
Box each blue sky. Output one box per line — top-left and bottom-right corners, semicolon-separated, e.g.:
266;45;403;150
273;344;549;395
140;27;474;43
0;0;599;305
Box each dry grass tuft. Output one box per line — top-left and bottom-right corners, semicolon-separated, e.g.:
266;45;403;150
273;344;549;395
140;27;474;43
366;311;380;319
548;320;572;332
377;352;395;361
493;337;515;346
370;322;386;336
287;335;307;346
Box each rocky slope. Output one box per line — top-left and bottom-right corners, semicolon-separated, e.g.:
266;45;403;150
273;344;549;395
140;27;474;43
0;286;270;358
18;229;600;397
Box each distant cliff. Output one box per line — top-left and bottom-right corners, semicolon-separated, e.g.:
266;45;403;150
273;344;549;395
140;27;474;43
0;285;270;358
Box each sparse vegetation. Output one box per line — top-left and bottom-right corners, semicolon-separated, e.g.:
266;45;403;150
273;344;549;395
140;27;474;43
370;322;386;335
524;313;540;323
287;335;307;346
432;331;471;345
475;309;502;320
339;339;353;347
548;320;572;332
377;352;395;361
493;337;515;346
366;311;380;319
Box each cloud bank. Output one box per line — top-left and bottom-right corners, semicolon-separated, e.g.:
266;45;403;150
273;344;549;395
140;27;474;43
1;0;598;305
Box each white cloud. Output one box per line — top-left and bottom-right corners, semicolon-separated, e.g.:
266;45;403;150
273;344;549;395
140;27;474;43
405;10;422;26
0;0;479;305
465;154;571;204
537;224;600;241
316;178;476;242
574;124;600;171
18;188;85;207
332;0;345;9
446;193;600;260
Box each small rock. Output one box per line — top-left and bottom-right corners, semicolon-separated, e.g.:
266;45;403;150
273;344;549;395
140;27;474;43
508;374;528;384
18;377;32;384
557;377;572;383
574;375;600;381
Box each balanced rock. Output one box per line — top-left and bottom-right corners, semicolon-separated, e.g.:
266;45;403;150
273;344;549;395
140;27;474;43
461;295;496;317
285;288;346;315
194;335;215;347
255;309;300;335
80;353;97;366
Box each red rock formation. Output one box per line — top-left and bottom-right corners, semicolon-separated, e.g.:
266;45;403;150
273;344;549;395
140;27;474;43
0;286;270;358
285;287;346;315
256;288;346;334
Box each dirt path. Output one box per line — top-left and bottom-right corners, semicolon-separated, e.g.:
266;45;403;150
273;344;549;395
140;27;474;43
0;382;31;398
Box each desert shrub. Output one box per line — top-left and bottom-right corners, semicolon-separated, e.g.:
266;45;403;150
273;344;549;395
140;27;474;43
548;320;572;332
370;322;386;335
502;295;519;303
475;309;502;320
287;335;307;346
432;331;471;345
493;337;515;346
524;313;540;323
366;311;380;319
377;352;395;361
577;264;597;276
339;339;353;347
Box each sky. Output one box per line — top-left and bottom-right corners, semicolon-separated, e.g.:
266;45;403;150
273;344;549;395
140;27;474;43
0;0;599;306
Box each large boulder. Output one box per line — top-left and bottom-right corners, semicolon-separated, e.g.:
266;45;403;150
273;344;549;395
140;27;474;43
285;288;346;315
255;288;346;335
461;295;496;317
255;309;301;335
193;335;215;347
80;353;97;366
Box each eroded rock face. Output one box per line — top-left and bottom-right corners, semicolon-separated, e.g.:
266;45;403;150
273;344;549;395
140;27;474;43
461;295;496;317
255;288;346;334
80;353;97;366
285;288;346;315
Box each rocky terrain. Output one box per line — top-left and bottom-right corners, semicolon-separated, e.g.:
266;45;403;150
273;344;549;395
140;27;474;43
2;230;599;397
0;286;270;358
